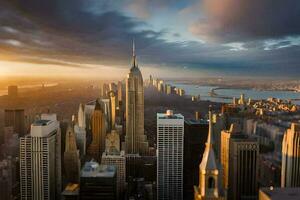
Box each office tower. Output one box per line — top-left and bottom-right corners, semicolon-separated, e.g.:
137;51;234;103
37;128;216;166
101;83;110;97
194;108;224;200
20;114;62;200
109;82;117;93
80;162;117;200
105;130;120;152
281;123;300;187
184;119;209;200
74;124;86;156
78;103;86;128
259;187;300;200
220;123;241;190
101;151;126;199
157;110;184;200
64;126;80;183
117;81;123;103
8;85;18;98
228;134;259;200
87;100;106;160
109;91;117;129
100;98;112;132
4;109;25;137
125;41;149;155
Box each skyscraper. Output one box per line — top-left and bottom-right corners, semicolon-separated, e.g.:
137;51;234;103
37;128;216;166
74;124;86;156
64;126;80;183
157;110;184;200
87;100;106;160
78;103;86;128
101;150;126;199
109;91;117;129
194;108;224;200
125;41;149;155
80;162;117;200
220;123;241;191
20;114;62;200
183;119;209;200
228;134;259;200
117;81;123;104
281;123;300;187
5;109;25;137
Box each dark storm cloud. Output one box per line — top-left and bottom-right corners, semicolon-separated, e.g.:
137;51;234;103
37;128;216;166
0;0;299;77
191;0;300;42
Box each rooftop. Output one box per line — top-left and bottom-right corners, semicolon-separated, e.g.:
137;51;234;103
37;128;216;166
32;119;51;126
260;187;300;200
81;161;116;178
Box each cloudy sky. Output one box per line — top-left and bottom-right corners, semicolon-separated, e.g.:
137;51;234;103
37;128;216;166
0;0;299;78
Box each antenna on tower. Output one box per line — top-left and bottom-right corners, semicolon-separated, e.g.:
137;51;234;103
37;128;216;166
132;39;135;57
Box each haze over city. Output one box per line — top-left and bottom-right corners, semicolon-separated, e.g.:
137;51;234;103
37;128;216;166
0;1;300;200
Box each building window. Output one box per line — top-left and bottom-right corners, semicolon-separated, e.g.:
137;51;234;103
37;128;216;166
208;177;215;188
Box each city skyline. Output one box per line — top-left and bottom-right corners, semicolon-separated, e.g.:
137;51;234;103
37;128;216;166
0;0;300;78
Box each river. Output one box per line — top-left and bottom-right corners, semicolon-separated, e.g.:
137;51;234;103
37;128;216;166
169;82;300;105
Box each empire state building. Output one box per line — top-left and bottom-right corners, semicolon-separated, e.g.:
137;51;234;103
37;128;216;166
125;41;149;155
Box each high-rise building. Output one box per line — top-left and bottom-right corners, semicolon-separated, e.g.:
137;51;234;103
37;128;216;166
117;81;123;104
100;98;112;132
5;109;25;137
194;108;224;200
74;124;86;156
109;91;117;129
78;103;86;128
64;126;80;183
105;130;120;152
184;119;209;200
101;83;110;98
125;41;149;155
281;123;300;187
20;114;62;200
220;123;241;190
80;162;117;200
157;110;184;200
87;100;106;160
228;133;259;200
101;150;126;199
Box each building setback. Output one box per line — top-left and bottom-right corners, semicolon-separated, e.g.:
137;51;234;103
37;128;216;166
125;41;149;155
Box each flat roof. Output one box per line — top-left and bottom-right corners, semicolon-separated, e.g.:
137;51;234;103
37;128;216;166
260;187;300;200
81;162;116;178
32;120;51;126
157;113;184;119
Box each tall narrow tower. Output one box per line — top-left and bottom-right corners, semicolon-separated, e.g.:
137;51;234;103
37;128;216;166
64;126;80;183
194;107;224;200
87;100;106;160
125;40;149;155
281;123;300;187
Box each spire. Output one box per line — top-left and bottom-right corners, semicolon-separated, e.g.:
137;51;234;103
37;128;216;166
206;105;214;147
199;105;217;171
132;39;138;68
